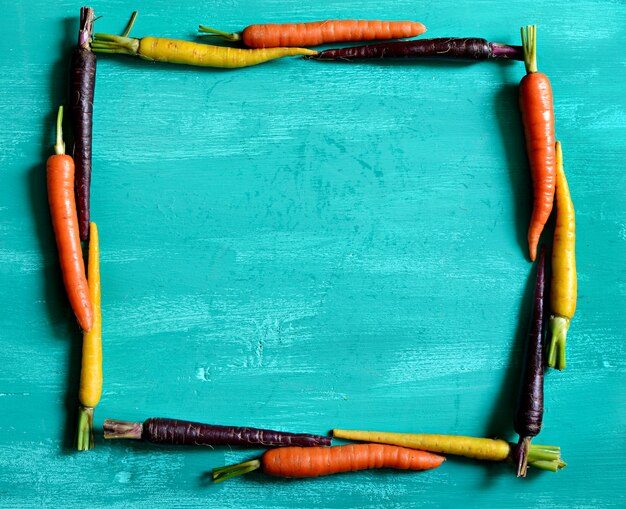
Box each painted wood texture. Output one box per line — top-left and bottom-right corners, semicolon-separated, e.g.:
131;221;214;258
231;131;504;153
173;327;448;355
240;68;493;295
1;1;625;507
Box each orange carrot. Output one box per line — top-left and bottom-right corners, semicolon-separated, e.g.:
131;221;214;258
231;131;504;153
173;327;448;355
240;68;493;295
47;106;93;331
212;444;444;482
199;20;426;48
519;25;556;262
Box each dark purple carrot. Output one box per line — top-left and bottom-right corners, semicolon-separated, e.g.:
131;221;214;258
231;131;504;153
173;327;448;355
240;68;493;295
513;245;547;477
103;417;332;448
307;37;523;62
69;6;97;241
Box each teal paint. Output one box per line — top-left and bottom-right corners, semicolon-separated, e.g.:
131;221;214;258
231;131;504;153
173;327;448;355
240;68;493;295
1;1;625;507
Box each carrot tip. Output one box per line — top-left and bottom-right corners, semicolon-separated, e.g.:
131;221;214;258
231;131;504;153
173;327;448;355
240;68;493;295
80;312;94;332
528;237;539;262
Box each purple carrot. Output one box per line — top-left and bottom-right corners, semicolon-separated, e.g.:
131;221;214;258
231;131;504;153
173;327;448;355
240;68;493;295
104;417;332;448
307;38;523;62
513;245;547;477
69;6;97;241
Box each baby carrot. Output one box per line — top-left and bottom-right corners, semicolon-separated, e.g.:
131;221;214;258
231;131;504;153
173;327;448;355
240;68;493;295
76;222;102;451
47;106;93;332
92;13;315;69
69;6;97;241
332;429;565;472
513;245;547;476
212;444;444;482
548;142;576;370
519;25;556;262
92;34;315;68
198;20;426;48
103;417;331;448
308;38;523;61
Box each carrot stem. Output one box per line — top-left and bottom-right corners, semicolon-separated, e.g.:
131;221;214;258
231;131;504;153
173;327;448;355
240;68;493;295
527;445;565;471
521;25;538;73
76;406;95;451
78;7;95;49
212;459;261;483
530;459;567;472
103;419;143;439
92;34;140;55
528;446;561;462
198;25;241;42
54;106;65;155
514;436;531;477
548;315;569;370
121;11;138;38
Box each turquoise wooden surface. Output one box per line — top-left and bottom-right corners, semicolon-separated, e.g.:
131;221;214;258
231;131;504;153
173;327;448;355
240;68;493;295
1;0;625;507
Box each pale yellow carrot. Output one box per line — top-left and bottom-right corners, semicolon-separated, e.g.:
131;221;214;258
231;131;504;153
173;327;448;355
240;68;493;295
77;222;102;451
333;429;509;460
332;429;566;471
548;141;576;370
92;33;316;68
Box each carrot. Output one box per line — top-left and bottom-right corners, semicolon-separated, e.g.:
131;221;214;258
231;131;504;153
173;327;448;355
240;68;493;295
548;141;576;370
519;25;556;262
47;106;93;332
69;6;97;241
198;20;427;48
212;444;444;482
103;417;331;448
308;38;523;61
91;13;316;69
76;222;102;451
513;245;546;476
332;429;566;472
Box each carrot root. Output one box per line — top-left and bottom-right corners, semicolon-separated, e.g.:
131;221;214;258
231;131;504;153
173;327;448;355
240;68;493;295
212;444;444;482
333;429;510;461
47;106;94;332
549;142;576;370
332;429;565;472
70;7;97;241
198;20;427;48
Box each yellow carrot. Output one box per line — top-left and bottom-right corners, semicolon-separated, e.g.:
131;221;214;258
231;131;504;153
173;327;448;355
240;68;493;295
548;141;576;370
139;37;315;67
334;429;509;460
77;222;102;451
332;429;566;471
92;33;316;69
